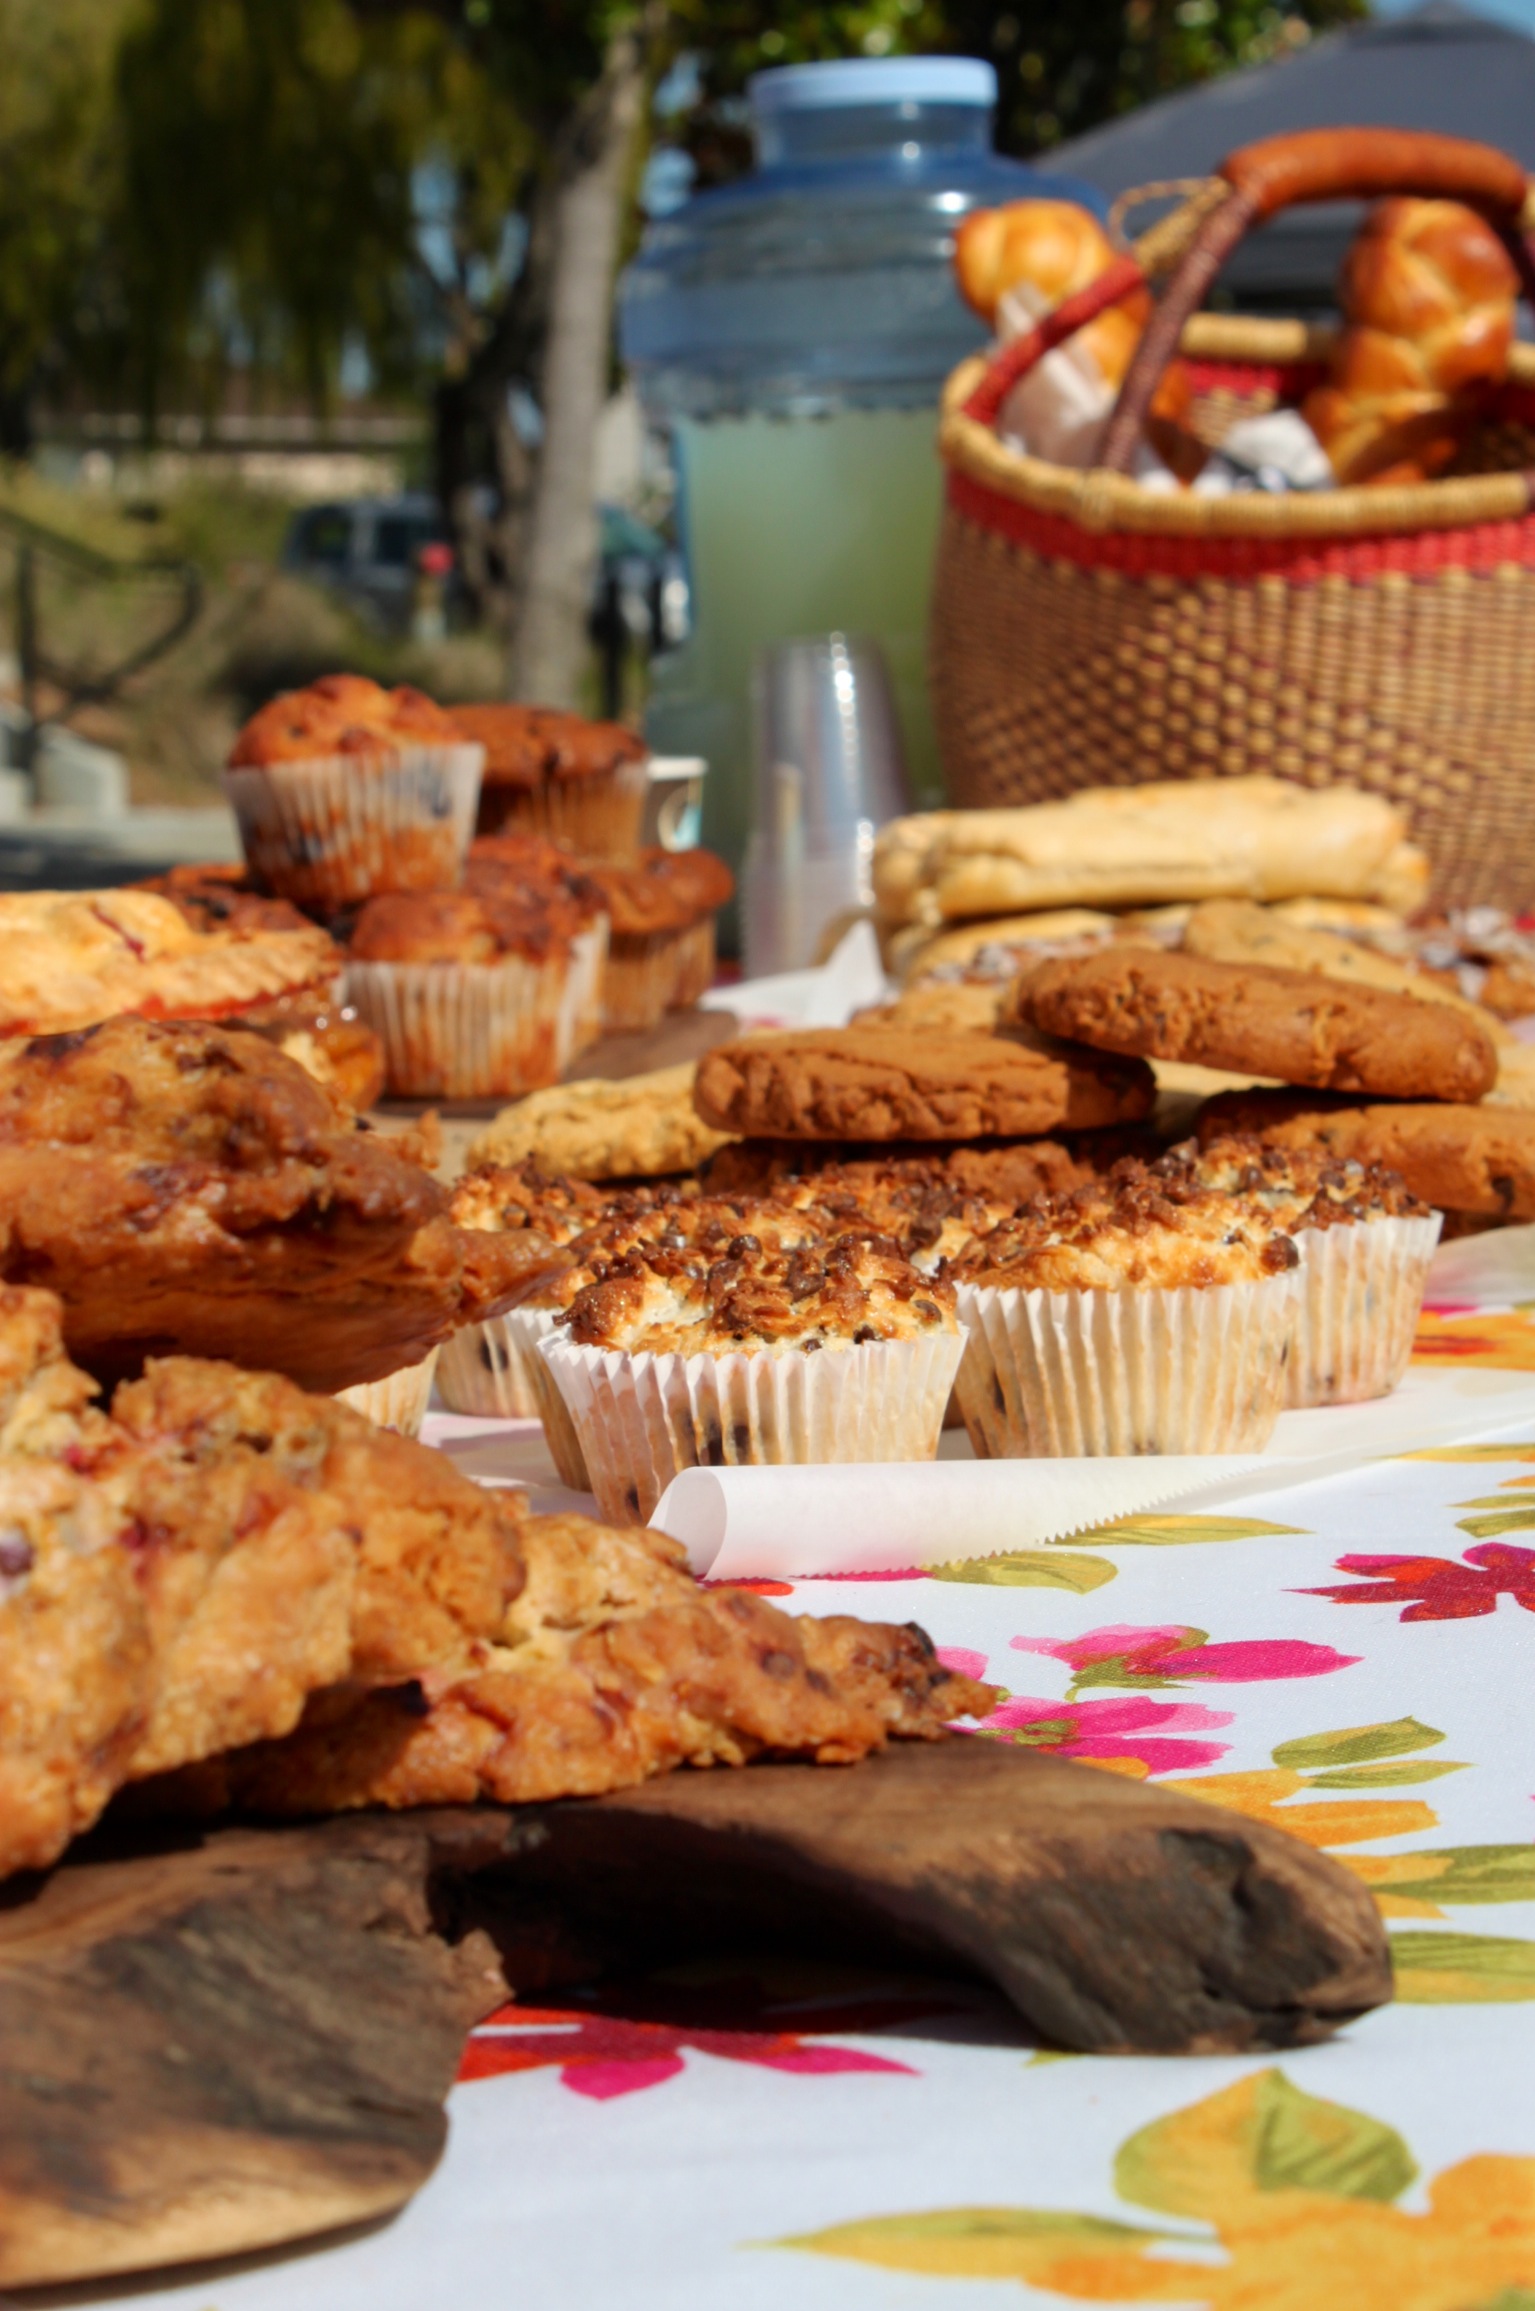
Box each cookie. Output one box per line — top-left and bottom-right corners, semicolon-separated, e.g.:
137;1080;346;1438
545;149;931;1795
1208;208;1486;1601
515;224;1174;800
1013;948;1498;1104
1196;1090;1535;1218
467;1064;733;1182
691;1026;1154;1143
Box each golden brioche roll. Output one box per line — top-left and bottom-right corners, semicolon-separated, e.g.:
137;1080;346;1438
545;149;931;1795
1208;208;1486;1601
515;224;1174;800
1303;198;1517;486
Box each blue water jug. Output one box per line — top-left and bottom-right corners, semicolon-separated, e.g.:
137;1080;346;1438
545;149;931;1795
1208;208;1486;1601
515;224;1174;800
618;55;1103;880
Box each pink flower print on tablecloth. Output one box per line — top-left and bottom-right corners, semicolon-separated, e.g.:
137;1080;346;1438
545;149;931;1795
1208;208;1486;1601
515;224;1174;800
1304;1543;1535;1622
457;1996;924;2107
977;1691;1236;1777
1009;1624;1359;1696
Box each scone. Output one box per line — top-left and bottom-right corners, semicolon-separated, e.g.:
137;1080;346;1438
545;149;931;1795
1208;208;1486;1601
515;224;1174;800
541;1228;964;1524
693;1025;1155;1142
450;703;648;859
225;673;483;907
874;777;1428;929
0;888;339;1039
468;1064;736;1182
1196;1091;1535;1221
945;1162;1304;1457
1013;948;1498;1104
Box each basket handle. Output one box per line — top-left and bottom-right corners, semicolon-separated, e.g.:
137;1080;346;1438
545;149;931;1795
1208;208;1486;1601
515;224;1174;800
1099;128;1533;474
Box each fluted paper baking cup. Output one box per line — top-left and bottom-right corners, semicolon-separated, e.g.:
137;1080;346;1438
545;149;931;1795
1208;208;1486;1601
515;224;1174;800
602;928;687;1032
436;1305;579;1440
539;1329;964;1526
668;918;716;1010
344;952;572;1100
1288;1212;1442;1407
482;757;648;860
224;742;483;907
563;916;609;1060
954;1269;1303;1458
335;1346;440;1436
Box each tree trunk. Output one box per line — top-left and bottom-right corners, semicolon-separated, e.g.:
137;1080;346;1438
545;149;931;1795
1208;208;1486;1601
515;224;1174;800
506;18;648;707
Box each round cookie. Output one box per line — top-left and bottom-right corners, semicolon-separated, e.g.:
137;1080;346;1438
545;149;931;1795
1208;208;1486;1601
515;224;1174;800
1195;1089;1535;1219
1012;947;1498;1104
691;1025;1154;1143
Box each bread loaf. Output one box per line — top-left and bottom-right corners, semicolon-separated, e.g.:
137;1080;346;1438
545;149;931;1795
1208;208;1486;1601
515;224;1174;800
1303;197;1517;486
872;778;1425;929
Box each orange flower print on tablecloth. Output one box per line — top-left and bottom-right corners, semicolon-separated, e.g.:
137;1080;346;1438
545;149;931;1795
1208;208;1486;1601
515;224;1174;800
780;2069;1535;2309
1413;1302;1535;1369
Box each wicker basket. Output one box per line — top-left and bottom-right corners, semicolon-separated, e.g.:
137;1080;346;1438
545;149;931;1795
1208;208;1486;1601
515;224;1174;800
932;128;1535;910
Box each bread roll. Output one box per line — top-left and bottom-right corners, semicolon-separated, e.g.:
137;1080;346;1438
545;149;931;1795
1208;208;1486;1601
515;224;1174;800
873;778;1423;929
1303;198;1517;486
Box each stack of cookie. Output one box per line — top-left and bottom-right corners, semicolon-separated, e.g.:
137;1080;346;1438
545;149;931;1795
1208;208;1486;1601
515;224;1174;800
1009;945;1534;1236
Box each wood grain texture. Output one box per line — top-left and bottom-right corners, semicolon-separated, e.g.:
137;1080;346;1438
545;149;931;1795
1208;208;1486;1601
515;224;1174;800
0;1740;1392;2290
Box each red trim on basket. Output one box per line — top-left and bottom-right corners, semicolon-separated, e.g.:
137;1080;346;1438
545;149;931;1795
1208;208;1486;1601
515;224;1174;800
1182;357;1328;400
947;467;1535;580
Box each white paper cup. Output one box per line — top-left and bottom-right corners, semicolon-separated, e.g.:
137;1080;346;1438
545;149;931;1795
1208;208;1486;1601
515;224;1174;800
953;1269;1303;1458
224;742;484;907
436;1314;543;1419
1288;1212;1442;1407
344;952;572;1100
540;1329;964;1526
335;1346;440;1436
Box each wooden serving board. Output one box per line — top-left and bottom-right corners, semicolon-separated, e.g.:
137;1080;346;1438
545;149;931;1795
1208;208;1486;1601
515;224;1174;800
0;1741;1391;2291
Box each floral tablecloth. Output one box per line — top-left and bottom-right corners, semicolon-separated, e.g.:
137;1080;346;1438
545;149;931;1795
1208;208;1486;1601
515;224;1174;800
100;1275;1535;2311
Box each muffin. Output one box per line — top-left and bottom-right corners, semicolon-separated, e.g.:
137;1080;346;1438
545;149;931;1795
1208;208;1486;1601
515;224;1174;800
450;703;648;860
540;1224;964;1525
225;674;483;908
583;847;736;1030
1171;1137;1441;1407
466;833;610;1061
335;1347;440;1436
946;1165;1304;1457
343;883;585;1100
437;1161;609;1419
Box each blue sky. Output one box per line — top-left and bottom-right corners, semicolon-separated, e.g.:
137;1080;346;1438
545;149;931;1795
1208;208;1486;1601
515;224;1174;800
1378;0;1535;29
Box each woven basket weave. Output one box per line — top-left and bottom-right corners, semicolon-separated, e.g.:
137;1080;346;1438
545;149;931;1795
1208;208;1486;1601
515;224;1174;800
931;131;1535;911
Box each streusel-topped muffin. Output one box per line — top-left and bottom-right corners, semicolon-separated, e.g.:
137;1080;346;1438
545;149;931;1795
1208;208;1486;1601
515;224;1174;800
944;1161;1304;1459
541;1213;964;1525
1159;1136;1440;1407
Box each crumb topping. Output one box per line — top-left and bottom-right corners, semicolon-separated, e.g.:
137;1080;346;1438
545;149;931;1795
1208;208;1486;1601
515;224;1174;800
1168;1133;1429;1231
562;1230;958;1355
947;1161;1301;1292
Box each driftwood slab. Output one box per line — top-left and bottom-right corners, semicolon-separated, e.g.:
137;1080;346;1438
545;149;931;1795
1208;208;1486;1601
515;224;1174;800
0;1740;1392;2291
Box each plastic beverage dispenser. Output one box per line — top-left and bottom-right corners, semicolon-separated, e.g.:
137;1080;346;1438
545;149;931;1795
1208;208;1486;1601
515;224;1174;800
617;55;1100;886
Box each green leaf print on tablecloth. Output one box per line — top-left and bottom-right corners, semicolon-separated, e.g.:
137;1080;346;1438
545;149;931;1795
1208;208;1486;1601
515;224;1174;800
779;2070;1535;2306
1065;1514;1306;1547
1391;1933;1535;2002
928;1549;1117;1591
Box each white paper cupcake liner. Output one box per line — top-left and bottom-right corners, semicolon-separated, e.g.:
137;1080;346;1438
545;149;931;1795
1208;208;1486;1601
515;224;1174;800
953;1269;1303;1458
601;928;688;1033
1288;1212;1443;1408
436;1313;544;1420
668;918;716;1010
344;952;573;1100
562;917;610;1061
540;1330;965;1527
480;757;647;860
224;742;483;907
335;1346;440;1436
